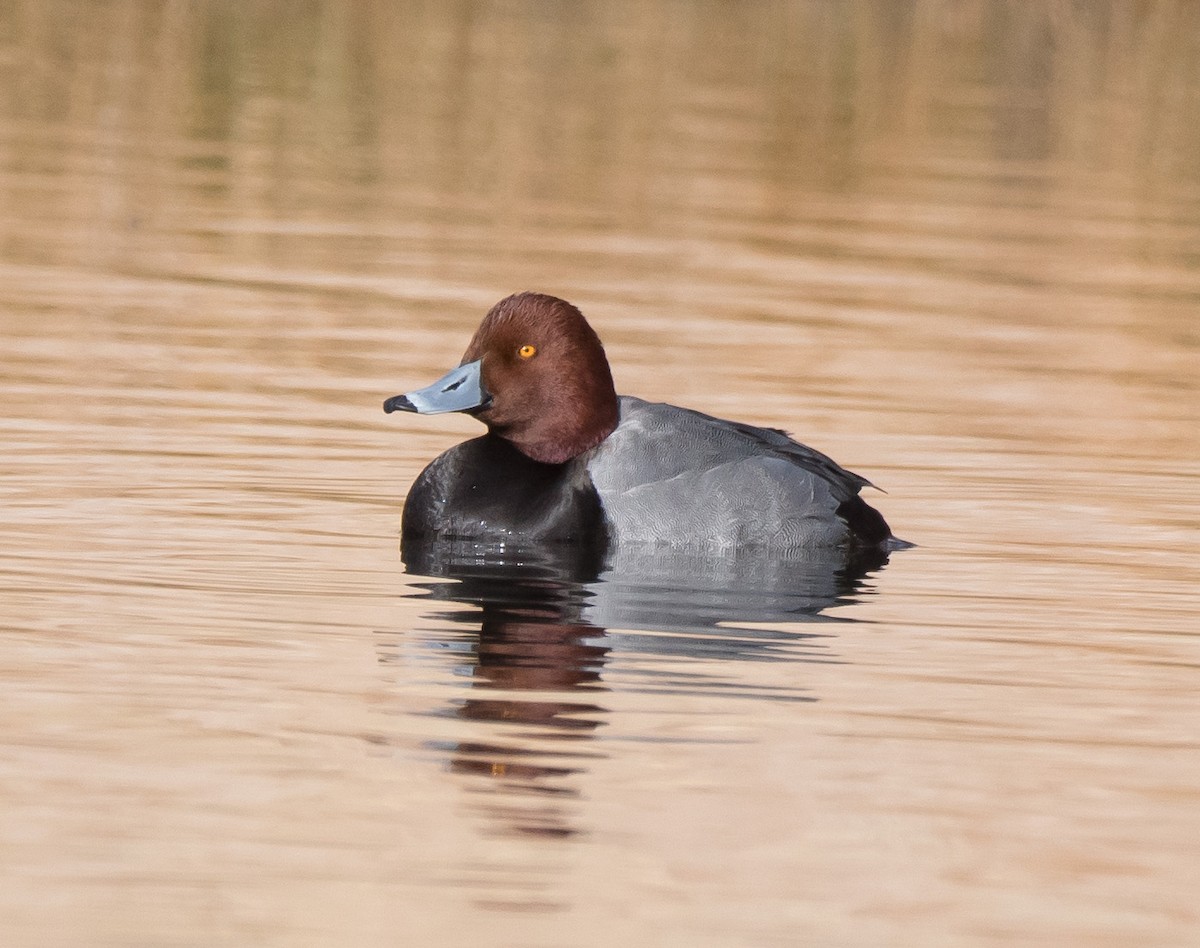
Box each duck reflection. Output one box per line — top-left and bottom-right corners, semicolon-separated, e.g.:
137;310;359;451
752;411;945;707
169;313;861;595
397;537;891;839
440;618;607;841
400;547;609;838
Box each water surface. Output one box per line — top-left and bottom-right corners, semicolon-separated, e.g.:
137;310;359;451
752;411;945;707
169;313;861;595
2;2;1198;946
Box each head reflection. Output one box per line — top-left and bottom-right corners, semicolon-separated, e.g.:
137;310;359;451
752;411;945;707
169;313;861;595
400;537;890;839
403;546;609;839
444;619;608;841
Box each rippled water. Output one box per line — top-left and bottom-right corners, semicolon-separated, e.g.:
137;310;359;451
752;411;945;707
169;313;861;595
2;2;1199;945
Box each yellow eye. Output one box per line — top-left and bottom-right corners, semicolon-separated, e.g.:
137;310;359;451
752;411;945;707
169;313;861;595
518;344;537;359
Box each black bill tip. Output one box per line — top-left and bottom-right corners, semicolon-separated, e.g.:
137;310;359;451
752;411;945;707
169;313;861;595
383;394;416;414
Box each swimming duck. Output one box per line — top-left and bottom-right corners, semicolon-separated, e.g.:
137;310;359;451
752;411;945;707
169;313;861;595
385;292;895;555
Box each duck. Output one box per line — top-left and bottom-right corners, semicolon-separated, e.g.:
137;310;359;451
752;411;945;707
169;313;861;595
384;292;896;557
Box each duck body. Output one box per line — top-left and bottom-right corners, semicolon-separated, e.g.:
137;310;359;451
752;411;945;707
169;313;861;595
401;431;607;546
586;396;889;550
388;293;896;558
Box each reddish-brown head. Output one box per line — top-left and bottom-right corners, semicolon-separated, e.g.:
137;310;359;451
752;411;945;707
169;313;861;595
460;293;619;464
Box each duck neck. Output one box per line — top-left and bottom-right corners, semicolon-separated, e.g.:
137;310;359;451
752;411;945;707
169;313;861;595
498;400;619;466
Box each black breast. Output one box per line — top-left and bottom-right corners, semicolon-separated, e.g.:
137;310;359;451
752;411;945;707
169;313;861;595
401;434;609;550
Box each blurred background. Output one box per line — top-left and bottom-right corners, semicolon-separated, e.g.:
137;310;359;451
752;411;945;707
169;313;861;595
1;2;1198;946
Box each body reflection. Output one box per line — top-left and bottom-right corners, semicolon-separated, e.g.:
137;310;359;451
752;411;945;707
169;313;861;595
395;539;891;839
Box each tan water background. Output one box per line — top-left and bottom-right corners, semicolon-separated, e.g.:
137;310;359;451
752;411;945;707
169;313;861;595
2;2;1199;946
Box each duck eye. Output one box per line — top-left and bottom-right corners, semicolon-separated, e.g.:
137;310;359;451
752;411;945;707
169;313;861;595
518;344;537;359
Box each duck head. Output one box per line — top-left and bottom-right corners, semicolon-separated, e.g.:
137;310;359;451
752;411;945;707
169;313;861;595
384;293;620;465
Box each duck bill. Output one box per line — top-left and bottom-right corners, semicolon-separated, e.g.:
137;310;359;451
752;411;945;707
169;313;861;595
383;359;490;415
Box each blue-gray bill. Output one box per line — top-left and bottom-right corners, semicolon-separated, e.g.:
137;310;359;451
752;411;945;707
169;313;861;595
383;359;489;414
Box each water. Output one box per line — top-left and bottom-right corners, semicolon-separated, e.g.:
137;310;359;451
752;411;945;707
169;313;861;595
2;2;1198;945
